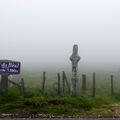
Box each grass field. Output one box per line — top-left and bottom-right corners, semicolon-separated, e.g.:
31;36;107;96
0;87;120;116
2;68;120;115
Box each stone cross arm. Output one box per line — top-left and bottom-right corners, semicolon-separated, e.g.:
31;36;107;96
70;55;80;62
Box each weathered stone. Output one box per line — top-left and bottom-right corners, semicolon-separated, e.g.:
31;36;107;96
0;73;9;92
70;44;80;96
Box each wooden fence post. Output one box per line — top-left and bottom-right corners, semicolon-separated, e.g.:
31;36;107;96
93;72;96;97
8;79;25;96
20;78;25;96
111;75;114;96
62;71;65;93
58;73;61;94
63;71;70;94
82;74;86;94
41;72;46;93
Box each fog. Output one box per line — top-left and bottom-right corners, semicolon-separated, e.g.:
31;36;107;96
0;0;120;72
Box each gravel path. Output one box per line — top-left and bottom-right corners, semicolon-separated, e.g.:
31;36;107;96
0;118;120;120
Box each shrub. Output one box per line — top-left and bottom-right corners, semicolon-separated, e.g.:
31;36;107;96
24;96;46;107
0;88;21;102
24;88;40;98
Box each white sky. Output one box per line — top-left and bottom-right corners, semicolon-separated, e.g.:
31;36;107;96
0;0;120;70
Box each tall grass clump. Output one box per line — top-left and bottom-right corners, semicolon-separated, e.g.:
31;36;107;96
0;87;21;102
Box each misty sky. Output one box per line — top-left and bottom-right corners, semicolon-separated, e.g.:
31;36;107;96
0;0;120;71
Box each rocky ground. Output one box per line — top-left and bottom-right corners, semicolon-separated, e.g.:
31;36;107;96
0;118;120;120
0;114;119;120
0;103;120;119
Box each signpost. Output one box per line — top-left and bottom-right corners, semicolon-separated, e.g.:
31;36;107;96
0;60;21;91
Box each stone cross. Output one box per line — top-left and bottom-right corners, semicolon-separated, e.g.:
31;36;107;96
70;44;80;96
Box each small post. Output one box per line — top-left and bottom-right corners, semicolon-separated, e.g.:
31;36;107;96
0;74;9;92
20;78;24;96
62;71;65;93
41;72;46;93
58;73;61;94
93;72;96;97
111;75;114;96
82;74;86;94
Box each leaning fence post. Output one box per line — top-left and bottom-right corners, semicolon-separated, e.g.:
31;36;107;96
41;72;46;93
58;73;61;94
92;72;96;97
20;78;24;96
82;74;86;94
63;71;70;94
62;71;65;93
111;75;114;96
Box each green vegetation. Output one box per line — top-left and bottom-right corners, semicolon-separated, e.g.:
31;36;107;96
1;70;120;116
0;87;119;116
